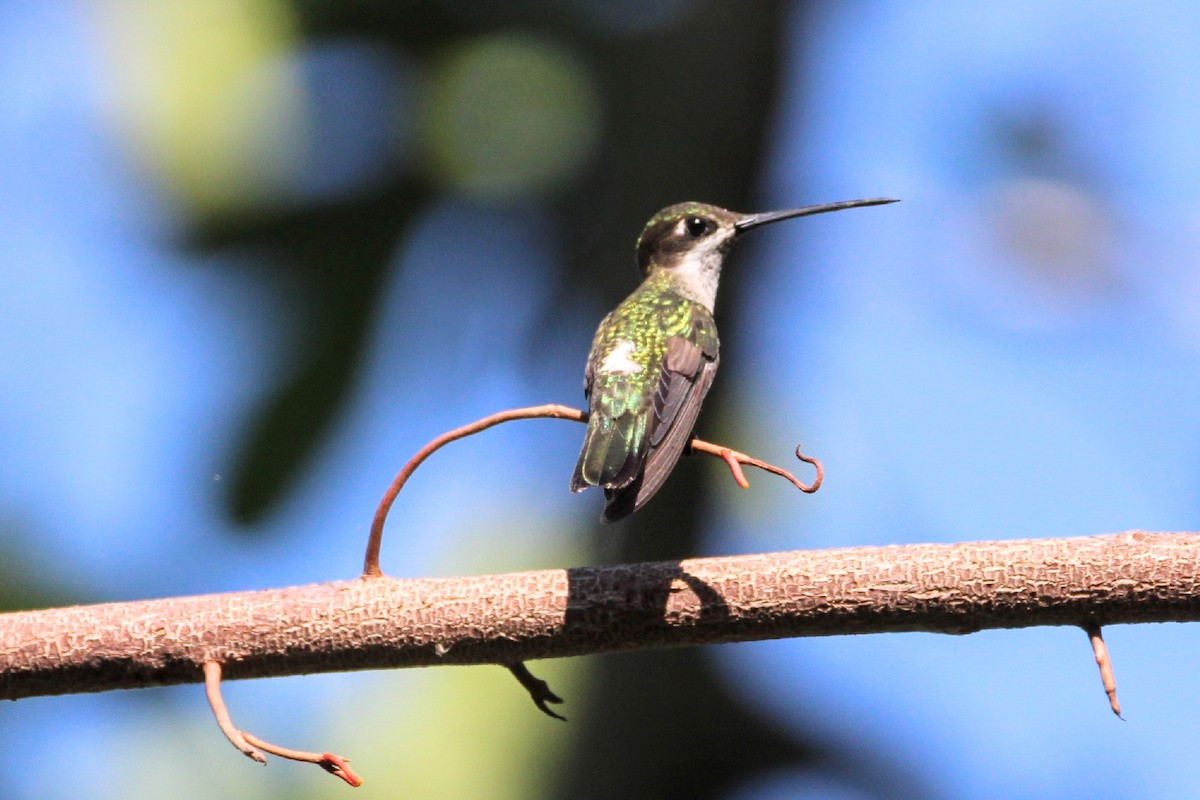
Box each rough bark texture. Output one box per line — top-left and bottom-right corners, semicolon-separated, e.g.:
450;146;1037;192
2;531;1198;701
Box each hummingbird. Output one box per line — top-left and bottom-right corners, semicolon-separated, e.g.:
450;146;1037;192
570;197;897;522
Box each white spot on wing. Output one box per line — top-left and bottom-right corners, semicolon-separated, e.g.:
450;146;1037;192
600;340;643;374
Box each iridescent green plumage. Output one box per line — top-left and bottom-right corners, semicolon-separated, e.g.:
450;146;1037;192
572;197;897;521
571;270;718;504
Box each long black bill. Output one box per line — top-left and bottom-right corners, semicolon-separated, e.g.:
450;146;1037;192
735;197;899;233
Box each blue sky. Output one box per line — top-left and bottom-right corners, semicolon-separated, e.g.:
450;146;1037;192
720;3;1200;798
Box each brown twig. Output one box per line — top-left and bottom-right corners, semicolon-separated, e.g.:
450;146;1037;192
688;441;823;493
1084;623;1123;719
203;661;363;787
204;662;265;764
242;733;363;787
362;404;585;578
363;404;822;577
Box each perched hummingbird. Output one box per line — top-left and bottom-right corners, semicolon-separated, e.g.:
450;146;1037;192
570;197;897;522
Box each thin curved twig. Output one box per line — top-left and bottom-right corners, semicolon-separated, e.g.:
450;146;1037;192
363;404;823;578
688;441;823;493
204;661;265;764
362;404;585;578
242;733;364;787
203;661;363;787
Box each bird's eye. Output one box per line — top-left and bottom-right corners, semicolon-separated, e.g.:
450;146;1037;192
685;216;709;237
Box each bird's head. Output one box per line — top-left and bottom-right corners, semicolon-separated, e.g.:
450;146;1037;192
633;197;898;308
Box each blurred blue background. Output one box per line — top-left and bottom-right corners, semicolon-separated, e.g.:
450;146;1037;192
3;1;1200;798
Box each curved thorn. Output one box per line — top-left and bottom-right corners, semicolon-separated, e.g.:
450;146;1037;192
719;448;751;489
1085;622;1124;719
793;444;824;494
507;662;567;722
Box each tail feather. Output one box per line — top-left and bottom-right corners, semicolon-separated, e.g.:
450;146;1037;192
601;477;641;523
570;414;646;492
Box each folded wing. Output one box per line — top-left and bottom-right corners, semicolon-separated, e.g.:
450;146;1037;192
601;328;719;522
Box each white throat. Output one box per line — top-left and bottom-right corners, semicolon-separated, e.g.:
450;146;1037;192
668;248;723;310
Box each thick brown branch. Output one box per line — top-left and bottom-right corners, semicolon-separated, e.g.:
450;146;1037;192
3;531;1200;701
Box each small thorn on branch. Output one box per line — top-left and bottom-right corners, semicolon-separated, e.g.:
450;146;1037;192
717;448;750;489
507;662;566;721
1084;623;1123;719
203;661;364;787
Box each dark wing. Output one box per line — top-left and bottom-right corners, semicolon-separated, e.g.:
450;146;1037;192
602;328;719;522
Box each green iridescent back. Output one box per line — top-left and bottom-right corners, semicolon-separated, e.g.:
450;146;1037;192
573;270;719;490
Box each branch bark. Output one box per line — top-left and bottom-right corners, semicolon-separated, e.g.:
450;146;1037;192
3;531;1199;701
